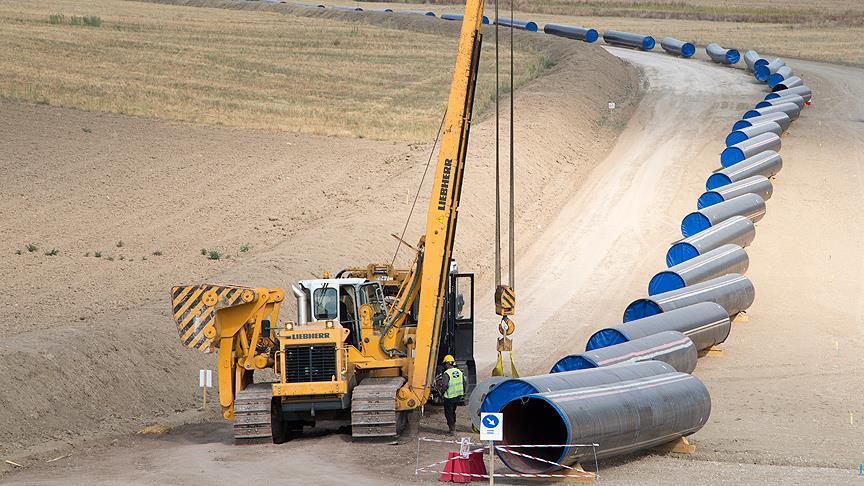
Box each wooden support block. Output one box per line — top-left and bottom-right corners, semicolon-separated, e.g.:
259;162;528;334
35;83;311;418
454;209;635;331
732;311;749;324
652;436;696;454
699;345;724;358
562;463;596;483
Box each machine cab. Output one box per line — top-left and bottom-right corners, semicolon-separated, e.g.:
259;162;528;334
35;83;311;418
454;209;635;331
293;278;387;349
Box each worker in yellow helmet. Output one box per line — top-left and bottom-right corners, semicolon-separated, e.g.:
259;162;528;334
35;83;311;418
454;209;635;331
439;355;465;434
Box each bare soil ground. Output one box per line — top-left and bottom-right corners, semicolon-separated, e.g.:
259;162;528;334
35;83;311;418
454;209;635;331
0;14;639;476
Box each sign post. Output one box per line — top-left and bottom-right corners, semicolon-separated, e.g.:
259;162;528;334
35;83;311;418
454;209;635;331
480;412;503;486
199;369;212;409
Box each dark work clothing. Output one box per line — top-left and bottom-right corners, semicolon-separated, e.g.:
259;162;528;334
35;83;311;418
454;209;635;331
443;397;459;432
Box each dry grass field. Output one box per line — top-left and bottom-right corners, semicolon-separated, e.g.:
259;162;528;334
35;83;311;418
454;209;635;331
0;0;549;140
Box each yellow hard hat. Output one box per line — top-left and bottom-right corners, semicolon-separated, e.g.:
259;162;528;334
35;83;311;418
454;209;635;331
442;355;455;364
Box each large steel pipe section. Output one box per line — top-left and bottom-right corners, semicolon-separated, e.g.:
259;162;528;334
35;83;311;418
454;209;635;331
772;76;803;92
766;85;811;103
698;175;773;208
725;121;782;146
480;361;675;413
442;13;490;24
706;43;740;64
732;112;790;132
707;151;782;189
667;215;755;266
543;23;598;42
767;65;793;88
755;57;785;82
743;102;801;121
400;9;436;16
681;193;765;237
603;30;655;50
756;94;805;110
744;50;768;72
623;274;755;321
499;373;711;472
495;17;538;31
649;244;748;295
587;302;731;352
551;331;698;374
660;37;695;58
721;132;781;167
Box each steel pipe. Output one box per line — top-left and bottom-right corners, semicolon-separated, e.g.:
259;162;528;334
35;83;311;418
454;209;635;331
667;215;755;266
499;372;711;472
603;30;655;50
660;37;695;58
706;43;740;64
624;273;755;321
744;50;768;72
767;65;793;88
707;151;782;190
766;85;811;103
543;23;598;42
756;94;805;110
495;17;538;32
587;302;731;352
480;361;675;414
772;76;803;92
649;244;749;295
732;112;790;132
369;8;394;13
400;9;436;16
698;175;772;209
743;102;801;121
332;5;363;11
721;132;781;167
755;57;785;82
681;193;765;237
294;3;325;8
441;13;490;24
725;121;782;147
551;331;697;374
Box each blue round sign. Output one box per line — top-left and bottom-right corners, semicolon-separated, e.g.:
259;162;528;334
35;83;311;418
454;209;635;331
482;414;499;428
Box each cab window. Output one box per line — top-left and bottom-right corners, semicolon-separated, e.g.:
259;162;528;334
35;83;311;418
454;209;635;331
313;287;338;320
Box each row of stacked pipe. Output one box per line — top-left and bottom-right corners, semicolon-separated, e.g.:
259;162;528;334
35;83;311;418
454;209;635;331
467;54;811;473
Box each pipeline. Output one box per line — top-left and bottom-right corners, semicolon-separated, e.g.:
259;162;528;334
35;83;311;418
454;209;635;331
441;13;490;24
660;37;695;58
588;302;731;352
755;57;785;82
706;43;740;65
725;121;782;147
498;372;711;472
649;244;749;295
772;75;803;92
494;17;538;32
743;102;801;122
698;175;772;208
369;8;393;13
551;331;698;374
543;23;598;43
400;9;436;16
480;361;675;414
681;193;765;237
624;273;755;321
767;65;793;89
332;5;362;11
602;30;655;50
732;112;790;131
721;132;781;167
707;151;783;189
756;94;805;110
743;50;768;72
294;3;325;8
667;215;755;266
766;85;811;103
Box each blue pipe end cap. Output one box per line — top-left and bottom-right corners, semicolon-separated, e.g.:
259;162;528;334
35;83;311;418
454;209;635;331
755;100;772;109
754;66;770;82
725;130;748;146
524;21;538;32
585;29;599;43
550;355;596;373
681;212;711;237
706;173;733;190
648;271;686;296
697;191;724;209
721;147;745;167
623;300;663;323
742;109;761;119
482;15;489;24
764;92;780;101
767;73;785;88
726;49;741;64
666;242;700;266
732;119;751;131
754;58;769;68
585;328;629;350
480;381;538;413
641;36;656;50
681;42;696;58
